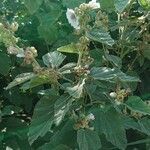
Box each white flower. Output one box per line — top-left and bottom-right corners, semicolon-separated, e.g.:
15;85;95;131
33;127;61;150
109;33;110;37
66;8;80;29
87;113;95;120
88;0;100;9
11;110;14;114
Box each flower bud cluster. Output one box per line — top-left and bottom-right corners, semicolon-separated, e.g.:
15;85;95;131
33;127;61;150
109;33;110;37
82;55;93;66
7;46;24;57
23;47;38;65
95;11;109;31
110;88;131;105
37;68;60;84
9;22;19;32
76;36;90;51
74;65;90;77
74;113;95;130
130;111;143;119
0;22;18;47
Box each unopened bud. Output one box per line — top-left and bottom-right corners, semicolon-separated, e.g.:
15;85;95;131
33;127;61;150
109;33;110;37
84;65;89;69
7;46;18;55
10;22;19;32
86;70;90;74
0;23;4;27
30;47;37;57
109;92;117;98
87;113;95;120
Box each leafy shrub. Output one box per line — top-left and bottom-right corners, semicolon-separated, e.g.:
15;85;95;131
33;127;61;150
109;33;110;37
0;0;150;150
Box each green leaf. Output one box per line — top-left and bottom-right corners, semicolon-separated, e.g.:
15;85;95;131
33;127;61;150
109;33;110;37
57;43;79;54
0;52;11;75
90;67;115;81
123;116;150;136
86;28;115;46
85;81;113;102
59;63;76;74
20;75;50;91
3;87;33;113
37;9;62;44
0;131;4;143
138;117;150;135
143;46;150;60
125;96;150;115
2;117;28;140
122;116;141;131
5;73;36;90
1;105;21;117
23;0;43;14
28;94;59;144
105;53;122;68
42;51;66;68
62;0;86;8
99;0;115;12
38;25;59;44
53;145;71;150
38;120;77;150
77;129;101;150
89;49;104;67
91;107;127;149
90;67;140;82
54;95;74;126
37;9;62;26
138;0;150;10
114;0;130;13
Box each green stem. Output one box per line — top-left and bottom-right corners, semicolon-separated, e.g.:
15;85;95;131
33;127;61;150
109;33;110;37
32;58;41;68
77;52;83;67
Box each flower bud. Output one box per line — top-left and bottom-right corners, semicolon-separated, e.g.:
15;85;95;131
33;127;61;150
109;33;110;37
87;113;95;120
7;46;18;55
109;92;117;98
84;65;89;69
30;47;38;57
10;22;19;32
86;70;90;75
0;23;4;27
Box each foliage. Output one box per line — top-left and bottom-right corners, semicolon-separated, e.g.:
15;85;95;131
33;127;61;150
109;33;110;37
0;0;150;150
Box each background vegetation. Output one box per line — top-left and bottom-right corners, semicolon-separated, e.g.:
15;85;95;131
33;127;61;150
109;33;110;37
0;0;150;150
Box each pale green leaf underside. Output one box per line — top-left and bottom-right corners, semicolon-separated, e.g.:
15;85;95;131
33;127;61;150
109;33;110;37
114;0;130;13
86;28;115;46
5;73;36;90
42;51;66;68
90;67;140;82
57;43;79;54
